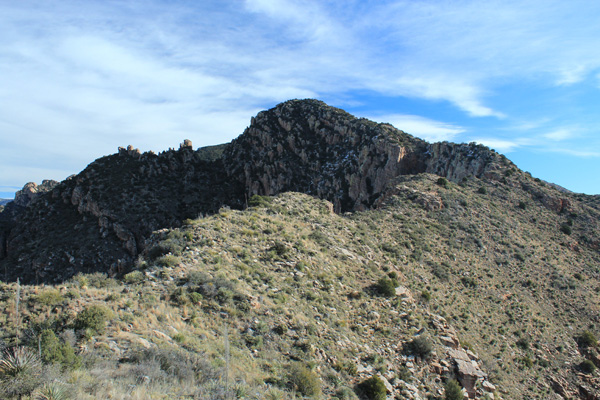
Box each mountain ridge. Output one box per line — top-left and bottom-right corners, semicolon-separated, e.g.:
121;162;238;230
0;99;599;399
0;99;594;284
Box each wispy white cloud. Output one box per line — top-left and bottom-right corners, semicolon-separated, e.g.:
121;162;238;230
473;138;524;152
542;129;577;141
2;0;600;195
367;114;465;143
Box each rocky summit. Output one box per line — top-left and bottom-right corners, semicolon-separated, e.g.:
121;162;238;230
1;100;510;283
0;99;599;399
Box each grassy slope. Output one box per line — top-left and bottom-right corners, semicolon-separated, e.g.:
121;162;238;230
1;170;599;399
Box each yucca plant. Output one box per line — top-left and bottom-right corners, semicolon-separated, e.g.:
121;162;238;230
0;346;41;377
33;382;69;400
0;346;43;399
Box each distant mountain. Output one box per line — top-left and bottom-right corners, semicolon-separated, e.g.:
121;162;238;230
0;199;12;206
0;99;598;399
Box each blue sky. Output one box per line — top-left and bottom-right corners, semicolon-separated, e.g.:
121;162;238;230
1;0;599;198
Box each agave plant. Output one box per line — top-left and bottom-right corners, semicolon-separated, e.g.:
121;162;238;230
0;346;41;377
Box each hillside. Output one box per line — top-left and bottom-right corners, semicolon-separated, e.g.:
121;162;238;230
0;99;599;399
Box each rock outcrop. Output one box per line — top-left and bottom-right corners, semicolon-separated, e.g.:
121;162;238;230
224;99;509;212
0;99;527;282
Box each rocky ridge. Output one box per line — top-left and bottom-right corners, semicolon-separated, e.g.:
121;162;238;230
0;99;514;283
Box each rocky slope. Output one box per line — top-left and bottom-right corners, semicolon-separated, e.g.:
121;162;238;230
0;99;599;399
0;100;514;283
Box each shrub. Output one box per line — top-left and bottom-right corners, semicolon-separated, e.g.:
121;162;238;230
516;338;529;350
560;224;572;235
147;240;183;260
33;382;70;400
32;289;64;308
123;270;144;284
73;305;112;335
39;330;81;370
376;277;397;297
421;290;431;302
436;177;449;188
156;254;181;268
248;195;273;208
288;363;321;397
477;186;487;194
579;359;596;374
577;331;598;348
0;346;43;398
405;336;433;359
357;375;386;400
444;379;463;400
334;386;359;400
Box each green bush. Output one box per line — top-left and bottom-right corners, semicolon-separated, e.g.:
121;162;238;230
288;363;321;398
579;359;597;374
248;195;273;208
156;254;181;268
357;375;387;400
74;305;112;335
421;290;431;302
444;379;463;400
376;277;397;297
577;331;598;348
123;270;144;284
31;289;64;307
39;329;81;370
560;224;572;235
405;336;433;359
477;186;487;194
436;177;449;188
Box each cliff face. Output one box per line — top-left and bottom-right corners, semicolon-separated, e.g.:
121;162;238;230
224;99;508;212
0;100;538;282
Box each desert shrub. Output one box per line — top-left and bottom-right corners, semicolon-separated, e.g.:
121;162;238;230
432;263;450;281
477;186;487;194
444;379;463;400
0;346;43;398
577;331;598;348
248;195;273;208
73;305;112;335
170;287;191;305
156;254;181;268
33;382;71;400
421;290;431;302
131;346;217;384
39;330;81;370
357;375;386;400
376;277;397;297
579;359;597;374
31;289;63;308
123;270;144;284
147;240;183;260
288;363;321;397
516;338;529;350
273;324;288;335
560;224;572;235
405;336;433;359
436;177;449;188
334;386;359;400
